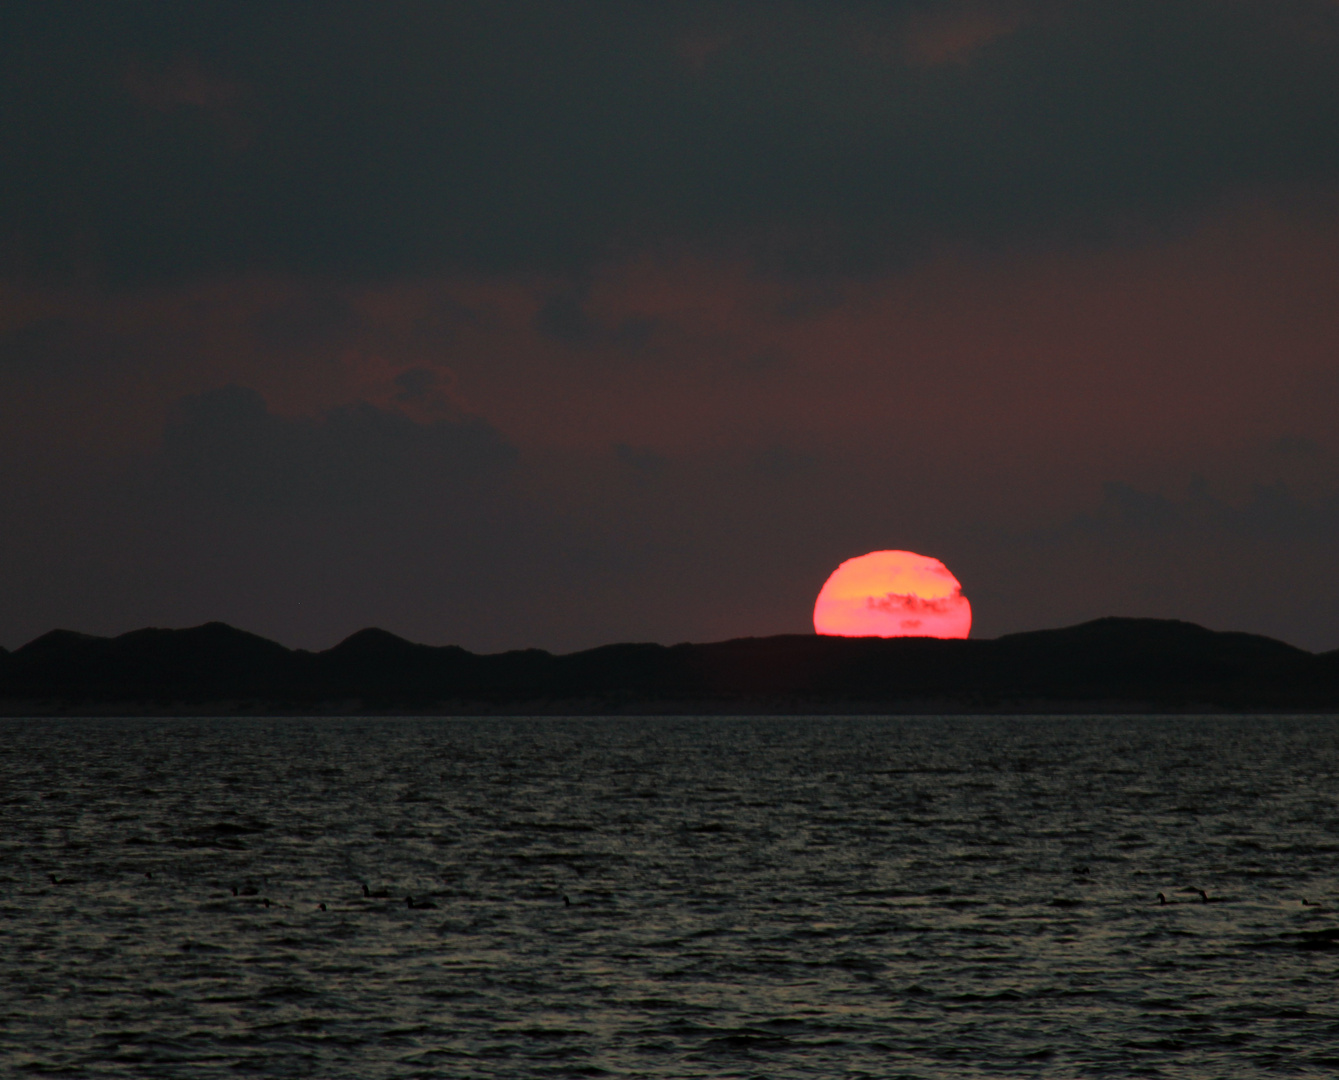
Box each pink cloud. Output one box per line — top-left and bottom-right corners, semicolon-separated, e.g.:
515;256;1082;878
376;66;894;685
905;6;1024;67
123;58;253;148
672;31;734;73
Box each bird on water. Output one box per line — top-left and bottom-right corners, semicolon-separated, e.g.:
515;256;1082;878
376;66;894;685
1158;890;1223;904
406;896;438;909
362;882;391;899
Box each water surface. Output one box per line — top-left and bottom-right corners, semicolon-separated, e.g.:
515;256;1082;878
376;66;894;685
2;715;1337;1077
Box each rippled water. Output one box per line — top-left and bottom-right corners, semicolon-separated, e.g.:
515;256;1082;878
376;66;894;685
2;715;1338;1077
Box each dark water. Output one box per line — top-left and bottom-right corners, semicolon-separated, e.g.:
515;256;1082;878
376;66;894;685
2;716;1338;1078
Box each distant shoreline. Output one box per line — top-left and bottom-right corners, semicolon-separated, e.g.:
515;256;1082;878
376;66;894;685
4;703;1336;718
4;699;1311;718
4;616;1338;716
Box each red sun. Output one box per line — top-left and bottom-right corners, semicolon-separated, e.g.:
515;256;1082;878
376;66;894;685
813;550;971;638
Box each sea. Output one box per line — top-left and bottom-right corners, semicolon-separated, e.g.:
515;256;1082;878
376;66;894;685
1;715;1337;1078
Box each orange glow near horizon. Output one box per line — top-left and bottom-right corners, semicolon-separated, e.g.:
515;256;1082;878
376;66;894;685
814;550;971;638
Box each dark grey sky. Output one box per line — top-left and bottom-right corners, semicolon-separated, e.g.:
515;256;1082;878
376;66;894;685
4;1;1339;652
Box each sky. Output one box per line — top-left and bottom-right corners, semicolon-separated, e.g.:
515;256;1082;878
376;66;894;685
4;0;1339;654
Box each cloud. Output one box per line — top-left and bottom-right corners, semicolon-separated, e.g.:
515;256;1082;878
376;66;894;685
1058;479;1339;542
532;285;660;350
162;385;516;506
867;591;962;615
1269;435;1322;459
0;316;126;369
902;3;1024;68
7;2;1339;282
122;57;253;149
614;442;668;477
250;292;361;352
753;445;817;478
532;287;597;345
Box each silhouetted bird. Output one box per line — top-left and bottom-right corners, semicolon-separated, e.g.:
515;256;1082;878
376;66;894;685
362;882;391;898
1197;889;1221;904
48;874;81;885
1157;892;1172;905
563;895;571;907
1302;898;1323;907
406;896;438;909
318;902;327;911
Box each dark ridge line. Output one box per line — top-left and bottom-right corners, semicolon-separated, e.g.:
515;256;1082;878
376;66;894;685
2;616;1337;715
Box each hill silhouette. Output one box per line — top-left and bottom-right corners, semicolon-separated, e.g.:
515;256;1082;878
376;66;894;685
0;617;1334;714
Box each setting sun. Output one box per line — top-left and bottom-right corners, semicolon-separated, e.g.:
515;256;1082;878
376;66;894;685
814;550;971;638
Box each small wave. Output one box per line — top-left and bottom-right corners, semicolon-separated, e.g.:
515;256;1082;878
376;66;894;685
188;821;270;836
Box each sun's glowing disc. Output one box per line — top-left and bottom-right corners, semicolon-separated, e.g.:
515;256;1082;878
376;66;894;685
814;550;971;638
